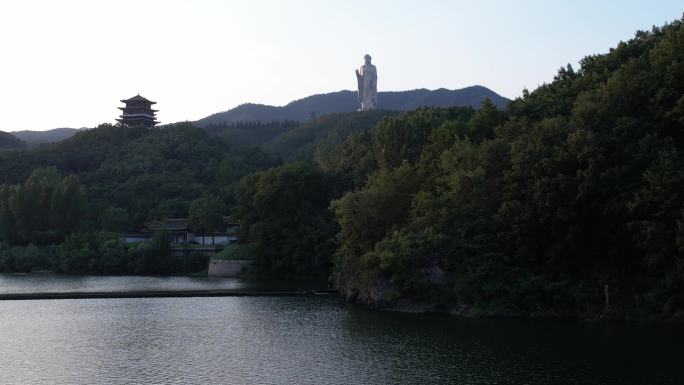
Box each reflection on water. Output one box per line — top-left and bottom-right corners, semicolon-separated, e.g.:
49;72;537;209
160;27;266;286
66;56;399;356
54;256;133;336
0;273;246;294
0;275;682;384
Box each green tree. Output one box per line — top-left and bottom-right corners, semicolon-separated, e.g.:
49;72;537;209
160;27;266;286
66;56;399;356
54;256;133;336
189;195;227;244
235;162;337;279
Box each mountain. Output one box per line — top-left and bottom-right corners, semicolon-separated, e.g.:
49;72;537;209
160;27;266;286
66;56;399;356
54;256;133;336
202;121;300;150
11;127;84;147
0;131;27;150
262;110;397;161
203;110;396;161
196;86;509;126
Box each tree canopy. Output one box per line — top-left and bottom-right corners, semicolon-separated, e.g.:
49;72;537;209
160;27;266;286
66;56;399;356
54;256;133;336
325;18;684;316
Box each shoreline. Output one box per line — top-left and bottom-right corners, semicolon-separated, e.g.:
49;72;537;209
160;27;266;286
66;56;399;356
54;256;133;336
0;288;339;301
366;298;684;322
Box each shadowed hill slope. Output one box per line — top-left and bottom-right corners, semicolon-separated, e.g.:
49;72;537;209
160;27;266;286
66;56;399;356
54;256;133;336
0;131;26;150
11;127;83;147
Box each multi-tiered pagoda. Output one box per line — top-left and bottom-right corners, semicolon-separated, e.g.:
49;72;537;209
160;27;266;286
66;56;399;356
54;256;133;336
116;94;159;127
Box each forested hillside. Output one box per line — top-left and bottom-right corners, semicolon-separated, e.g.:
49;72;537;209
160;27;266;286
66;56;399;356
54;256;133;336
0;123;278;274
0;123;278;228
0;131;26;150
203;110;397;161
331;19;684;317
11;128;82;147
202;121;299;150
261;110;397;161
234;18;684;318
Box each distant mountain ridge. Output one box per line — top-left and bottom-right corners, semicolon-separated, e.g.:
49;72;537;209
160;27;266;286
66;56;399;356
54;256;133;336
196;86;509;126
0;131;27;150
4;86;508;147
11;128;85;147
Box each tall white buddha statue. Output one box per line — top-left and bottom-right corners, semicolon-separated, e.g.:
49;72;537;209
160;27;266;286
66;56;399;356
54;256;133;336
355;54;377;111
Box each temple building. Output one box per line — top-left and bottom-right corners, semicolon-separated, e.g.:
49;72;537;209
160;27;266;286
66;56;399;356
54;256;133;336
116;94;159;127
123;217;240;246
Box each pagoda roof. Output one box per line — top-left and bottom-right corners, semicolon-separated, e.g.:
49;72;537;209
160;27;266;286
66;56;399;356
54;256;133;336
118;114;157;119
118;107;159;112
116;118;160;125
143;218;188;232
121;94;156;104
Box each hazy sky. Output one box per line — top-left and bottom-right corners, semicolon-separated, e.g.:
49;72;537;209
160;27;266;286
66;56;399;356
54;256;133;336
0;1;682;131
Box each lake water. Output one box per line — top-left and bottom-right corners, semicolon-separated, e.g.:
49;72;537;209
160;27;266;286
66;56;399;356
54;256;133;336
0;274;682;384
0;273;248;293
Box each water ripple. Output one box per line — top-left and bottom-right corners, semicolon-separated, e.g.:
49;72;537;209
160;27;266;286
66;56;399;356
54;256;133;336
0;286;682;384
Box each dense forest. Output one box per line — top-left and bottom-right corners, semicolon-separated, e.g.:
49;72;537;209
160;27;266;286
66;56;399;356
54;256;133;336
11;128;82;148
1;18;683;318
0;131;26;150
203;120;299;150
233;18;684;318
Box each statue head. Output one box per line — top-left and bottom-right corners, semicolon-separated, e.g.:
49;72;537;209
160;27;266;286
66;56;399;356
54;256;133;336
364;54;372;65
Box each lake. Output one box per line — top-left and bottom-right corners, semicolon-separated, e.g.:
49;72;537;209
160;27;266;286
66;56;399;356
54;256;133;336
0;274;682;384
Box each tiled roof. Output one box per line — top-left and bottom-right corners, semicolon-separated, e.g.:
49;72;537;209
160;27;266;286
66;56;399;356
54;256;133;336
143;218;187;232
143;217;240;232
121;94;156;104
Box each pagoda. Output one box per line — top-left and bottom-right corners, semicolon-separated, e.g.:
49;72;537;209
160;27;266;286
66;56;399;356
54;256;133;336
116;94;159;127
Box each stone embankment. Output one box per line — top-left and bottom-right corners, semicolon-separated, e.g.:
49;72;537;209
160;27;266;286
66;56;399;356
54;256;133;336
208;259;250;277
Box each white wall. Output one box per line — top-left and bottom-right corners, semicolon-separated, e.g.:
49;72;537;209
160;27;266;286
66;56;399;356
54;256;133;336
124;236;148;244
188;233;237;245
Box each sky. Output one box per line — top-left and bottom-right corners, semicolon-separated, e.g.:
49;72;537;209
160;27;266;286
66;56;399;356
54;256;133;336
0;0;682;131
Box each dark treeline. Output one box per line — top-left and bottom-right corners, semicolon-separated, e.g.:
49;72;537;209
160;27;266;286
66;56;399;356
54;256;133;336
0;131;27;150
0;167;86;245
261;110;397;161
203;120;300;150
0;229;205;275
1;18;683;318
203;110;396;161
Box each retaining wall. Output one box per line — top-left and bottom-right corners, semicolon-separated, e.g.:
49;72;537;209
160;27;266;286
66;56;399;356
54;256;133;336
208;259;251;277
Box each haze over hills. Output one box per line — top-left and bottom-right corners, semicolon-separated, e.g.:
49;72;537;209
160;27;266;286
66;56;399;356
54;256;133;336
11;128;85;147
196;86;509;126
6;86;508;147
0;131;27;150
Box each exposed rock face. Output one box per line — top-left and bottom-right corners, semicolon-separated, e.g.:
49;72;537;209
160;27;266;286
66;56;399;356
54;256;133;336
338;277;398;308
337;258;461;314
418;264;446;286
